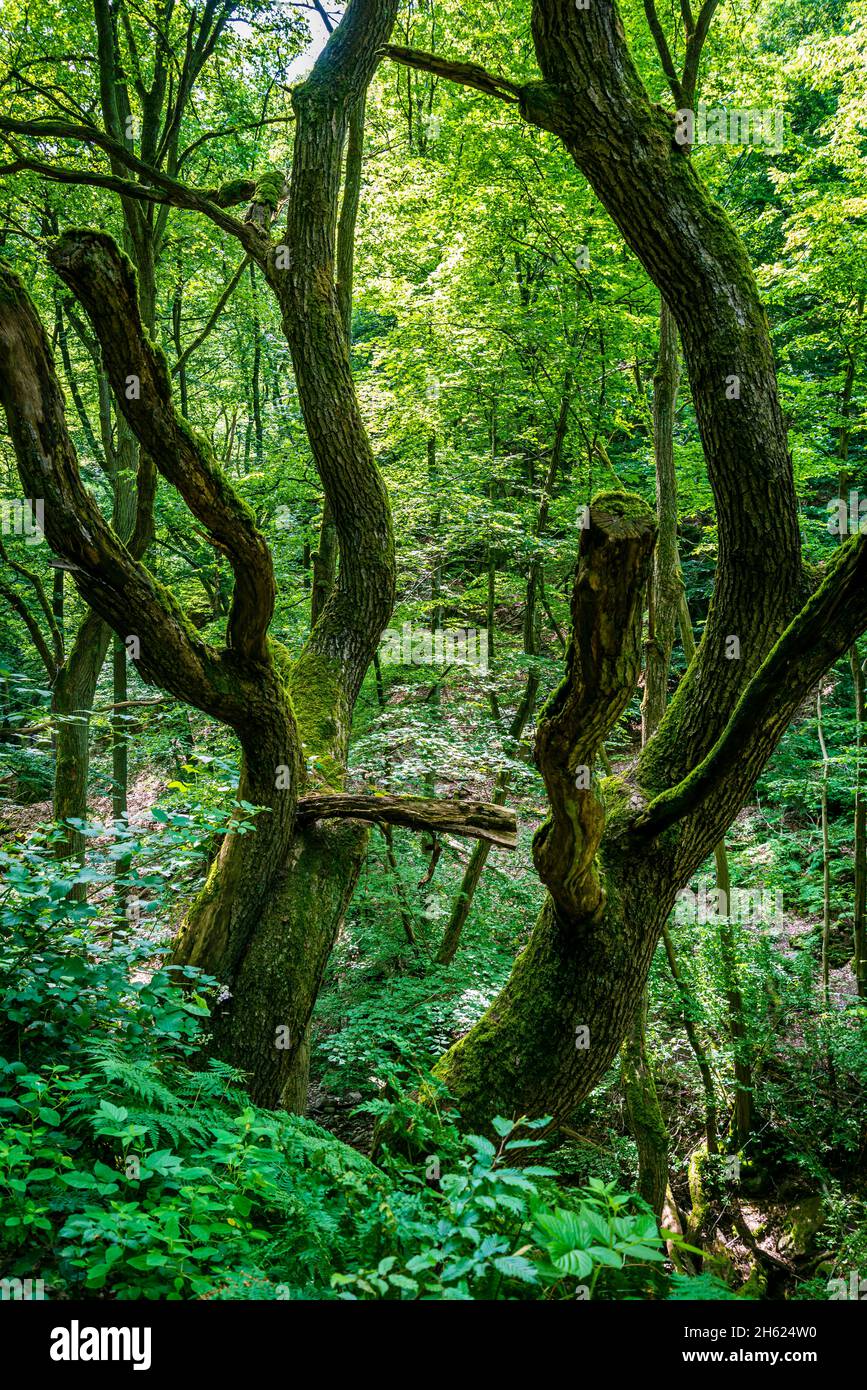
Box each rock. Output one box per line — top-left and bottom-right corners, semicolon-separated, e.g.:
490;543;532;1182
779;1196;825;1256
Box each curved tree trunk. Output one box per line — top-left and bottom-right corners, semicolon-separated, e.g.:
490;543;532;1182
389;0;867;1132
0;0;409;1116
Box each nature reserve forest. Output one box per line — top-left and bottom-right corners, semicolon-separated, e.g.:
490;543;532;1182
0;0;866;1324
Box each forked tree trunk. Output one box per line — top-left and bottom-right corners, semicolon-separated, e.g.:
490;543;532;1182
6;0;867;1132
0;0;408;1117
622;297;680;1214
389;0;867;1131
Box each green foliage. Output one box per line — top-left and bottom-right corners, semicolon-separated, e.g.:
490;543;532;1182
2;0;867;1308
0;851;715;1301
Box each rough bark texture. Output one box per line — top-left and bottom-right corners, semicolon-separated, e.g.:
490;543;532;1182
641;299;681;743
0;0;407;1111
392;0;867;1131
621;988;670;1218
297;794;517;848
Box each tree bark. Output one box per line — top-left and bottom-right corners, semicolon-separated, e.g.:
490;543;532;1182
389;0;867;1130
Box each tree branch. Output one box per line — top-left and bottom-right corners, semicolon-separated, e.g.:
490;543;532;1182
0;580;57;678
0;117;261;249
0;536;63;663
383;45;523;103
296;793;517;848
48;230;275;663
633;529;867;844
0;258;251;726
533;493;656;917
643;0;686;106
683;0;721;105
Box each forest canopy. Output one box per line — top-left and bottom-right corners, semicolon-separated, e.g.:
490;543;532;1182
0;0;866;1322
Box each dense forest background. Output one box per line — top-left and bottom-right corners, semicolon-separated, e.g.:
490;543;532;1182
0;0;866;1303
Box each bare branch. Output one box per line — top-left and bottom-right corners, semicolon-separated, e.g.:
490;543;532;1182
0;580;57;678
683;0;722;105
643;0;686;107
0;258;250;726
0;535;63;663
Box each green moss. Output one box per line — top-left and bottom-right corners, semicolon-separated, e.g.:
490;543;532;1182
254;168;287;211
216;177;254;205
289;648;347;789
780;1196;825;1256
590;488;653;522
737;1264;767;1299
269;638;295;686
0;260;25;304
52;228;140;309
687;1145;712;1233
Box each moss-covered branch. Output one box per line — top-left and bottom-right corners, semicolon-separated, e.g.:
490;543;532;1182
49;230;276;666
383;45;523;103
0;259;253;727
533;492;655;917
633;529;867;844
296;793;517;848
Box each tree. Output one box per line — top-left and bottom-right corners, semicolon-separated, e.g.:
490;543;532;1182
0;0;518;1110
388;0;867;1128
0;0;265;869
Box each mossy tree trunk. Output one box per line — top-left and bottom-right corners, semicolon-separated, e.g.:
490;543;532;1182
1;0;449;1112
621;298;680;1218
389;0;867;1131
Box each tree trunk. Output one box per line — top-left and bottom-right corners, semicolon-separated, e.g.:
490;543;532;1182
851;644;867;997
52;613;112;882
621;988;669;1217
389;1;867;1131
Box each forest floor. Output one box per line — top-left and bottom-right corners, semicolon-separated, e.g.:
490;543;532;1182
2;766;861;1302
